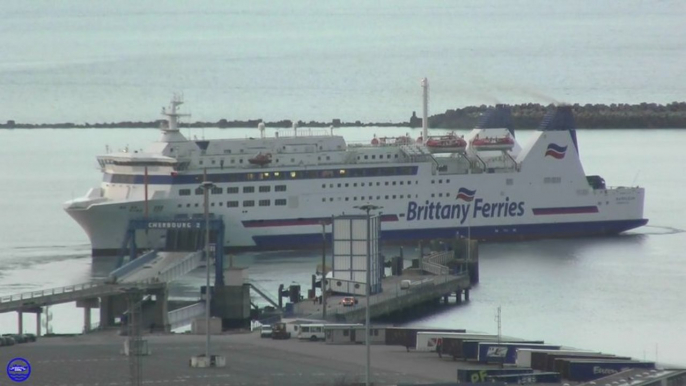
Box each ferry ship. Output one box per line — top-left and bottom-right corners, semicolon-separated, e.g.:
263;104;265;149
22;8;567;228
64;80;647;256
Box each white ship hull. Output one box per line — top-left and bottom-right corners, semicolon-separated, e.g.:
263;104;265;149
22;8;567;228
63;99;647;257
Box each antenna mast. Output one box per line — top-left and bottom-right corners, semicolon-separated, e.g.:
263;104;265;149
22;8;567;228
161;93;191;133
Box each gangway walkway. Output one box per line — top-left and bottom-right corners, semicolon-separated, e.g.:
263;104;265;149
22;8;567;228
246;279;280;309
0;281;163;314
117;251;204;284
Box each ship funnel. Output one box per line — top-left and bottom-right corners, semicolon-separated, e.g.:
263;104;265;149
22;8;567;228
477;104;514;136
537;105;578;153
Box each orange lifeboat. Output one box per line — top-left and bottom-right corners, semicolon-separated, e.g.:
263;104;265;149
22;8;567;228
425;132;467;153
470;134;515;151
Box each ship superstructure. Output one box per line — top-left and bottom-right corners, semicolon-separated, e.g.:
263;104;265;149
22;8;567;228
64;87;647;256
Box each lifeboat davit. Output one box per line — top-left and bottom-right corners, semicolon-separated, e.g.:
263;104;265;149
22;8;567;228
425;132;467;153
248;152;272;166
470;134;515;151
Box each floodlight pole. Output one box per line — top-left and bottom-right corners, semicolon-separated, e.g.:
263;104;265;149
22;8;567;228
320;221;327;320
354;203;382;386
200;175;215;363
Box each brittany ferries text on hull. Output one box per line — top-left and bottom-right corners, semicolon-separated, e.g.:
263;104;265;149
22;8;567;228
64;79;647;257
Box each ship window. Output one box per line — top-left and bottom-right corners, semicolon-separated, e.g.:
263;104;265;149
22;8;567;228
227;201;239;207
290;172;297;178
385;195;389;199
439;179;443;183
337;184;341;188
361;183;365;187
326;156;330;160
322;184;326;188
372;155;376;159
243;200;255;207
439;193;443;197
395;155;398;158
194;203;199;207
339;169;346;175
353;197;357;201
231;159;235;164
376;182;380;186
330;184;334;188
259;199;270;206
259;186;271;193
199;161;203;165
227;187;239;194
211;160;216;164
243;186;255;193
385;182;389;186
353;183;357;187
322;198;326;202
186;204;190;208
364;155;368;159
239;159;243;163
329;198;334;202
345;183;349;187
219;202;223;206
544;177;561;184
177;204;181;208
399;181;404;185
506;178;513;186
447;179;450;183
275;185;286;192
392;181;396;186
246;173;255;181
195;188;203;195
345;197;349;201
431;194;435;197
431;180;435;184
179;189;191;196
275;199;287;206
211;187;222;194
211;202;215;207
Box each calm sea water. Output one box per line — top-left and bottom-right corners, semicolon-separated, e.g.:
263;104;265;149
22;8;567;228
1;1;685;124
0;0;685;367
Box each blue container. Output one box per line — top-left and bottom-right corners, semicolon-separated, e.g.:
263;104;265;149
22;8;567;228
478;343;560;364
457;368;534;383
488;372;561;384
567;361;655;382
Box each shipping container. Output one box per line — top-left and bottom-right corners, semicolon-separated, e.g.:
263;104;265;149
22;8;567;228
532;351;628;372
457;368;534;383
487;372;561;384
385;328;465;350
461;340;544;361
551;355;632;374
516;348;599;368
477;343;560;364
416;332;499;352
565;360;655;382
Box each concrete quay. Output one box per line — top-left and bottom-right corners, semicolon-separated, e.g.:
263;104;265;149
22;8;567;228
0;330;489;386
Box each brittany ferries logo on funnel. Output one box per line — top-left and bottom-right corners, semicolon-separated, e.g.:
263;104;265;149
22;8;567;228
456;188;476;202
545;143;567;159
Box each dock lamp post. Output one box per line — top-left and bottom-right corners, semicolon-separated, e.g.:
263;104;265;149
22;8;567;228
354;203;383;386
199;179;216;364
320;220;328;320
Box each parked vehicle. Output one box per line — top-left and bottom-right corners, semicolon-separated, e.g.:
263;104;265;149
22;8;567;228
271;322;291;340
260;325;273;338
339;297;357;307
2;334;26;344
1;336;16;346
298;324;325;341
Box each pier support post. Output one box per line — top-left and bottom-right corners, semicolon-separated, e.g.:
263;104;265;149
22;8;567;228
443;295;449;304
455;289;462;304
36;313;41;336
84;306;92;333
464;289;470;302
17;311;23;334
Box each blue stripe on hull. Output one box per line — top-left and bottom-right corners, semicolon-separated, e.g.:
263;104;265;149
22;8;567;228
91;219;648;256
249;219;649;250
